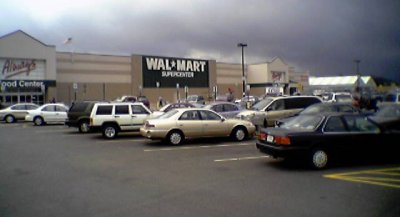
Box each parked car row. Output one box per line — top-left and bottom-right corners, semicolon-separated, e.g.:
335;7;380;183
2;98;399;170
0;102;69;125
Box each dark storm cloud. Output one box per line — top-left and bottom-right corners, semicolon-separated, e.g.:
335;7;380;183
2;0;400;82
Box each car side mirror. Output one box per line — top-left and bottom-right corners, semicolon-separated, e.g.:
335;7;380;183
221;117;226;122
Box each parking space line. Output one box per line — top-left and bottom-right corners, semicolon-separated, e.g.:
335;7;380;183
143;143;253;152
96;138;148;143
324;167;400;189
214;155;270;162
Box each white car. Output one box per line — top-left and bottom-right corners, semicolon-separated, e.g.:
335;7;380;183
324;92;353;103
0;103;39;123
25;103;69;126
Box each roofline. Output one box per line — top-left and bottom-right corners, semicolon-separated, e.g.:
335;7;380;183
0;30;55;48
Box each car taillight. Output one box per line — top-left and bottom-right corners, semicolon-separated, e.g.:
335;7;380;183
275;136;291;145
258;132;267;141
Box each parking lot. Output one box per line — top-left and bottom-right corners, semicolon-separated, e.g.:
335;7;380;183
1;123;399;217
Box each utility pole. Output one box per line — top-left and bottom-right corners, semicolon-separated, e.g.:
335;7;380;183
237;43;247;97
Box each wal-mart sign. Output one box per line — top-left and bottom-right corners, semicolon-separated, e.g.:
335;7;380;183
142;56;209;88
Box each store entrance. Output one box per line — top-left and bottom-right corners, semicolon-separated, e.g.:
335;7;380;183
0;92;44;108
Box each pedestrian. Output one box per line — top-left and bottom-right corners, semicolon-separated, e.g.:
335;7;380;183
227;88;234;102
157;96;165;110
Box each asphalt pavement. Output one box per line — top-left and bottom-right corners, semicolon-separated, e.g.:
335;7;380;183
0;123;399;217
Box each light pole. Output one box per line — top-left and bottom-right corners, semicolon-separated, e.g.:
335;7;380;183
354;59;361;92
237;43;247;97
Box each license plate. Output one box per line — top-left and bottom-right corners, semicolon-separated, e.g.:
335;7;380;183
267;135;274;143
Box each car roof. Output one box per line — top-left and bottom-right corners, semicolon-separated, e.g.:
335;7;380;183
94;102;145;106
205;101;238;106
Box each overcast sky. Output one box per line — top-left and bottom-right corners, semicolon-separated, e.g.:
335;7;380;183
1;0;400;82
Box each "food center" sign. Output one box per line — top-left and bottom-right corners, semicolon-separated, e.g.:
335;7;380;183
142;56;209;88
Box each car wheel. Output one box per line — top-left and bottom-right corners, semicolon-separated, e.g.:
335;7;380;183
167;130;184;145
33;116;44;126
79;121;90;133
5;115;15;123
102;124;118;139
231;126;247;141
310;148;328;169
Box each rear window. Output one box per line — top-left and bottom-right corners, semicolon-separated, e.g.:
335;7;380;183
95;105;113;115
224;104;239;111
69;102;90;112
286;97;321;109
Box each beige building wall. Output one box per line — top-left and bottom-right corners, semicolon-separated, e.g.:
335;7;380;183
0;30;57;81
216;63;243;99
56;52;131;104
268;57;289;84
247;63;269;84
246;57;290;95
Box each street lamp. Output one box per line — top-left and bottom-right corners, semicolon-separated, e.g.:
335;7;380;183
354;59;361;92
237;43;247;97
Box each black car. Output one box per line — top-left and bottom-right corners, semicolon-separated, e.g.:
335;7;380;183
65;101;97;133
256;113;399;169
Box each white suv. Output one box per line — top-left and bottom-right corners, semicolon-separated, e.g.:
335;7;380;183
90;102;152;139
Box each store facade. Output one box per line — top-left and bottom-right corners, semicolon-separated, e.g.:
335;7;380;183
1;30;298;108
0;30;57;108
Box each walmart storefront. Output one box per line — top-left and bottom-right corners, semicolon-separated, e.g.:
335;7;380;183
1;30;294;108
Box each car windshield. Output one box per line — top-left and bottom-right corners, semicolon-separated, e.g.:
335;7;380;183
157;109;179;119
282;115;323;130
251;98;274;111
300;104;325;114
159;104;171;112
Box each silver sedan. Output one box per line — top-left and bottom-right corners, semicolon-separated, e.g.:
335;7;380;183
140;108;256;145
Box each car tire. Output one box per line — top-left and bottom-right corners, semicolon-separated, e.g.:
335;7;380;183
102;124;118;139
309;148;328;169
78;120;90;133
231;126;247;141
167;130;184;145
33;116;44;126
5;115;15;123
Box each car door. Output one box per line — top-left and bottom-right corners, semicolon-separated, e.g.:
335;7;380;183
177;110;203;138
264;99;286;126
114;105;132;130
11;104;29;120
130;104;151;130
41;105;56;122
322;116;353;152
55;105;68;122
342;115;381;151
199;110;230;137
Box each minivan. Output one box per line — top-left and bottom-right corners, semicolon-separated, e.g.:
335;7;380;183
236;95;322;127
